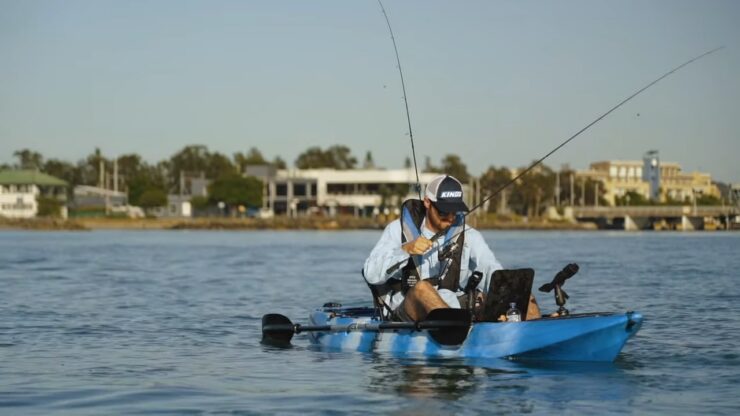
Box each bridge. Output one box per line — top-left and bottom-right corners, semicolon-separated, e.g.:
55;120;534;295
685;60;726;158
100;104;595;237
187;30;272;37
571;205;738;230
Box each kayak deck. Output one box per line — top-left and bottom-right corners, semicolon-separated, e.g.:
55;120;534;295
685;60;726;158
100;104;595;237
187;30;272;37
308;306;642;362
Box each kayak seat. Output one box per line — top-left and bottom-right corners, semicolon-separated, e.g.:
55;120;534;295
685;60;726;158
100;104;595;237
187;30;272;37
481;268;535;322
362;269;397;321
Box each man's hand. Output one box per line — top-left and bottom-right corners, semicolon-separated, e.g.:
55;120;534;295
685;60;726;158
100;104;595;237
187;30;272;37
402;236;433;255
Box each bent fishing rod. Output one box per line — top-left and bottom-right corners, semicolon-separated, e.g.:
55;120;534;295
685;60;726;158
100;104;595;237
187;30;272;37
386;45;724;275
378;0;422;199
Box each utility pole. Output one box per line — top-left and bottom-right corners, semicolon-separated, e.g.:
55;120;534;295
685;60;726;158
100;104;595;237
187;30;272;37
581;180;585;207
570;173;575;207
475;176;481;218
99;160;104;188
113;158;118;193
179;171;185;197
594;182;599;207
555;171;560;207
104;168;110;215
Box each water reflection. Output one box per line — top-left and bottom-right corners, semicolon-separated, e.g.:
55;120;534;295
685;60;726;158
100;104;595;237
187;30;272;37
361;353;638;409
363;355;526;400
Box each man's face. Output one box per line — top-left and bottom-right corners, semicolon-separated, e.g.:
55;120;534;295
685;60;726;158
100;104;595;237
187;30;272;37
424;198;456;232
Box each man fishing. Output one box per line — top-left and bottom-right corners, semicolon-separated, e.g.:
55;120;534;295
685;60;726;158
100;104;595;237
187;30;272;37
364;174;542;322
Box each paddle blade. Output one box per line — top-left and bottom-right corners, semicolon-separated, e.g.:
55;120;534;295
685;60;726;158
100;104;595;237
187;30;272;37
423;308;471;346
261;313;295;345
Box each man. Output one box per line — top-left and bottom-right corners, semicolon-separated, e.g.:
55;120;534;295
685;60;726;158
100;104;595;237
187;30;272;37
363;174;541;322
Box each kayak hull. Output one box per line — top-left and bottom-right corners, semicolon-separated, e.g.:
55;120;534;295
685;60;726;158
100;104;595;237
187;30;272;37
308;307;642;362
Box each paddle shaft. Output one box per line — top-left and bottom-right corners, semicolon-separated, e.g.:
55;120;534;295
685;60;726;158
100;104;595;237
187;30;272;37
263;319;469;335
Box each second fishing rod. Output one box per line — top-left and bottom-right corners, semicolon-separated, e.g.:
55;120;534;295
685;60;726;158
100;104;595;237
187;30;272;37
384;45;724;276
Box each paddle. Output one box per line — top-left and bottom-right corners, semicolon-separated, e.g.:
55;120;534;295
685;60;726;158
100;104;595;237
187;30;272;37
262;308;471;347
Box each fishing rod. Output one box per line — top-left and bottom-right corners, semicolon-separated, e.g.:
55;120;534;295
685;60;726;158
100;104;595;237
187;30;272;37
386;45;725;275
377;0;422;199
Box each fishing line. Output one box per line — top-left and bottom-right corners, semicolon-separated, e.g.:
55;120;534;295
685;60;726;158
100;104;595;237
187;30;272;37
460;45;725;222
386;45;725;275
377;0;422;199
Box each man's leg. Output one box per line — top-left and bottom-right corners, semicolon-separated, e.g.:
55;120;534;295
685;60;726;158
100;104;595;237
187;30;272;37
526;294;542;320
400;280;449;321
487;293;543;322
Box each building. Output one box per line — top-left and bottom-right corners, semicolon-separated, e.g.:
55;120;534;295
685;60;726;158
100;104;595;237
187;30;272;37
577;158;720;206
642;150;661;201
246;167;464;217
0;169;68;218
70;185;144;217
73;185;128;209
732;184;740;206
158;195;192;218
577;160;649;206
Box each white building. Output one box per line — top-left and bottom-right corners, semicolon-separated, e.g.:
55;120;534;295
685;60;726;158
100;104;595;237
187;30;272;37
247;167;469;217
0;170;68;218
73;185;128;208
159;195;192;218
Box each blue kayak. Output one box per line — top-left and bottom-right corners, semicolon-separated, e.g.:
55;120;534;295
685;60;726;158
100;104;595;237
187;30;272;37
307;306;642;362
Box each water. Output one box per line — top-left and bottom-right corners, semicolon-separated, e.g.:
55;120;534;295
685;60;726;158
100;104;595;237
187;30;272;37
1;230;739;415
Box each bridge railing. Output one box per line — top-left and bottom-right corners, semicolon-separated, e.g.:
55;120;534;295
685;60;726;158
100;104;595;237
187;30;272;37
572;205;737;218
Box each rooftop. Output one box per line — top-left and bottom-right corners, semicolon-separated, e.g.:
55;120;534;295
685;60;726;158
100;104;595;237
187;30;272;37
0;169;68;186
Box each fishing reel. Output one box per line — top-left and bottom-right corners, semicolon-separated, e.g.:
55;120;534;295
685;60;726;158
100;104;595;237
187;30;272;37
437;240;458;261
538;263;579;316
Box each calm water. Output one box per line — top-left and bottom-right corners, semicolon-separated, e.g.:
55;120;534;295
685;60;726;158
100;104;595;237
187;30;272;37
1;230;739;415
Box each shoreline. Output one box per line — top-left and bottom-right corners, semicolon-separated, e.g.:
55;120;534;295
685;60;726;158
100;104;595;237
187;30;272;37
0;216;598;231
2;216;726;232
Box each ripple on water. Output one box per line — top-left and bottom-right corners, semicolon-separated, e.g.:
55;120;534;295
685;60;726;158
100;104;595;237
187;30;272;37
1;231;739;414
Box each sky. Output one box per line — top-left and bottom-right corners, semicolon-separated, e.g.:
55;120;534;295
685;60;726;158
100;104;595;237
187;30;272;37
1;0;738;182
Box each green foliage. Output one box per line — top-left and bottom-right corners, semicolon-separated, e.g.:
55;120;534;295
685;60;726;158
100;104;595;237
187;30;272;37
83;148;108;186
116;153;145;179
208;174;263;208
615;191;651;206
208;152;235;178
14;149;44;170
440;154;470;183
696;194;722;205
169;145;210;176
507;164;556;217
43;158;81;197
379;183;410;208
295;145;357;169
190;196;210;210
480;166;512;213
36;196;63;217
272;156;287;169
580;177;608;207
168;145;235;188
363;151;375;168
127;166;167;207
294;147;324;169
423;156;441;173
138;189;167;208
234;147;268;173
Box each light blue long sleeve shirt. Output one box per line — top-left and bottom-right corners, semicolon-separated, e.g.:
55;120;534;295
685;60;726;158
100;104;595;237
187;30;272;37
363;218;503;310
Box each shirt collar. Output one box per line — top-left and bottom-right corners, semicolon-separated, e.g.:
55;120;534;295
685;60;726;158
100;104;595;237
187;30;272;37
421;217;435;238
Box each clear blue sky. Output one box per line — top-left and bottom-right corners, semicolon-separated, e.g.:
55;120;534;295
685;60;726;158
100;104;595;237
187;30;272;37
1;0;738;182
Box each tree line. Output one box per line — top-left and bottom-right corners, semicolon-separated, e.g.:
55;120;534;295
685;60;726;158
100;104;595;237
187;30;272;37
3;145;724;217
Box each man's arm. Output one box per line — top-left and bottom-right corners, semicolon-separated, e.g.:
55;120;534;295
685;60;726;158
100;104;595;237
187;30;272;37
465;228;503;293
363;220;411;285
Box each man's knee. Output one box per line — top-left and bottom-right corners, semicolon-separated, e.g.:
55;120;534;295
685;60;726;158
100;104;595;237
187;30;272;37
408;280;435;296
